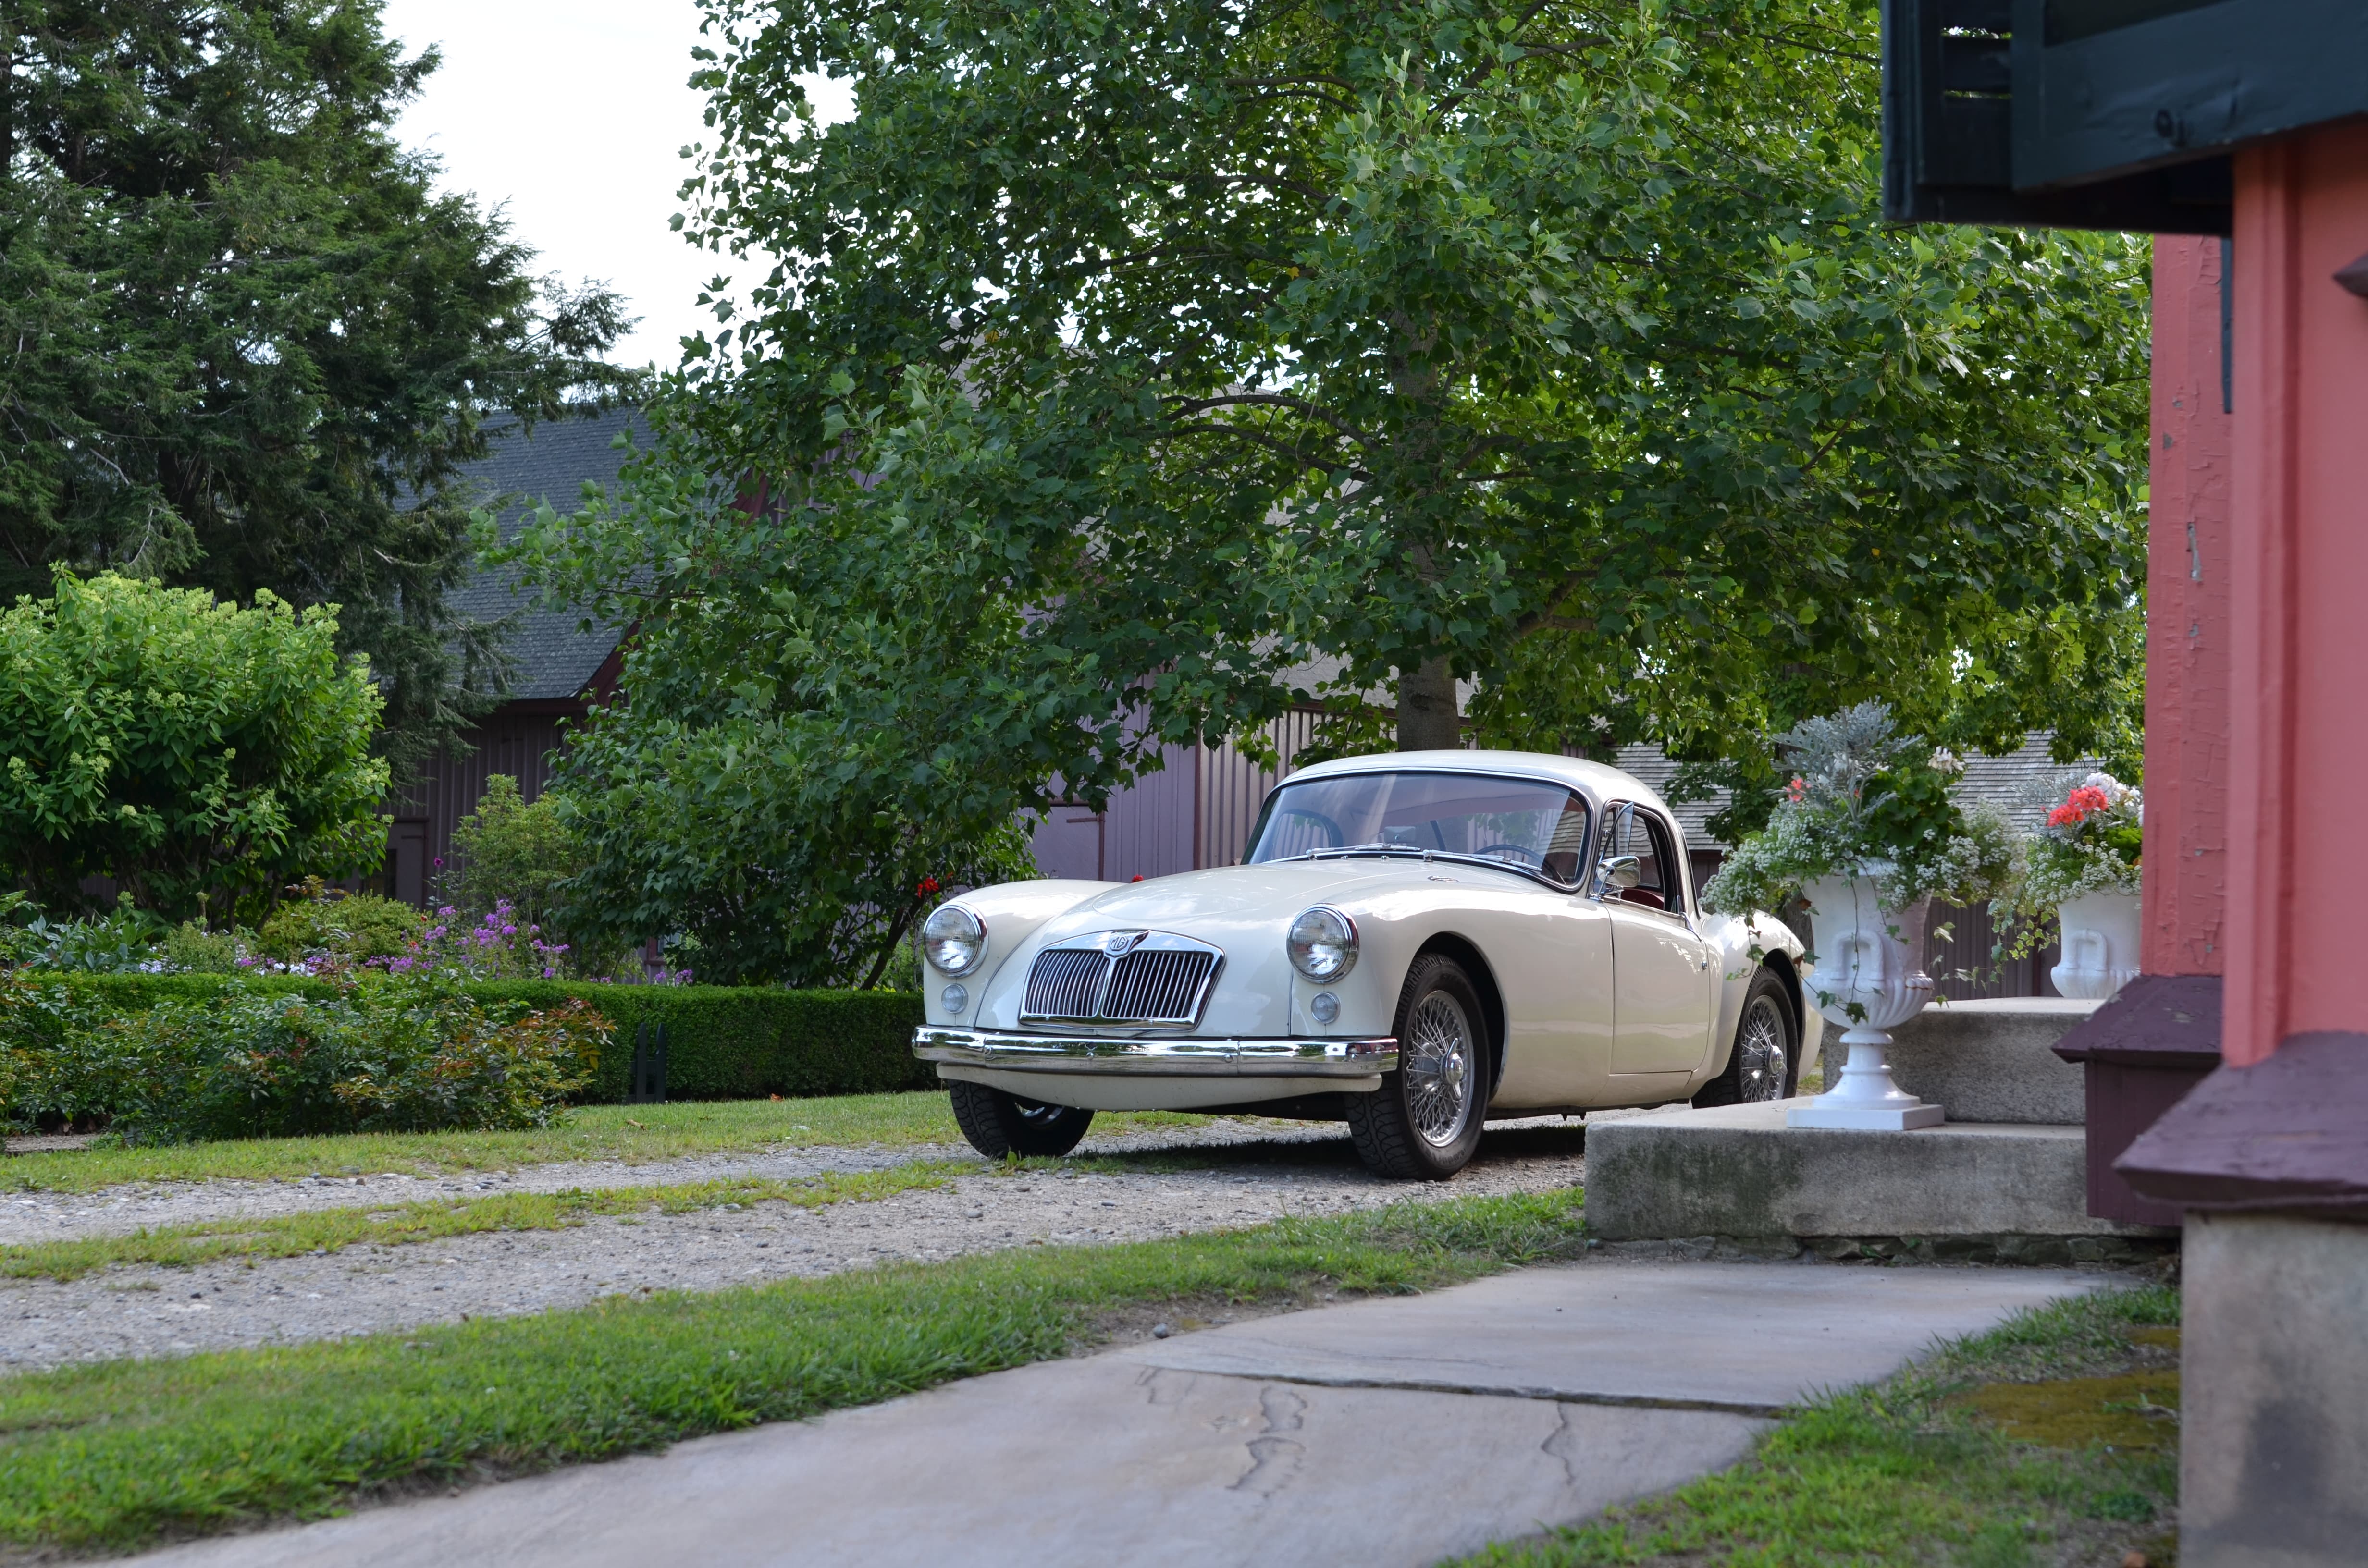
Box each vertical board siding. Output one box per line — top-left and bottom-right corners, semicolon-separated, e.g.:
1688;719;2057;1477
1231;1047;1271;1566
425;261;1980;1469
1921;898;2063;1000
1198;709;1323;870
383;711;577;906
1026;709;1327;883
1101;743;1202;882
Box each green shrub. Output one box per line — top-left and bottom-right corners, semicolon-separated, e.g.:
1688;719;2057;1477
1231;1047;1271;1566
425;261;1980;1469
17;895;167;972
1;976;925;1122
0;981;30;1126
255;882;425;964
442;775;582;934
460;983;928;1102
0;572;390;921
12;975;605;1145
161;922;244;974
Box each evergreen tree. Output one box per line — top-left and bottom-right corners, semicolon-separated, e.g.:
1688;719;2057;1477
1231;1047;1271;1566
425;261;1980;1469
0;1;636;778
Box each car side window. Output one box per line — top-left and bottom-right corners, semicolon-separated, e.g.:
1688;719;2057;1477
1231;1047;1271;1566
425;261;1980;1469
1539;792;1591;885
1601;804;1685;915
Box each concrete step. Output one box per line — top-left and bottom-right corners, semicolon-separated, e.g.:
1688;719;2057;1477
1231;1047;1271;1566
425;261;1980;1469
1587;1100;2173;1247
1822;998;2098;1125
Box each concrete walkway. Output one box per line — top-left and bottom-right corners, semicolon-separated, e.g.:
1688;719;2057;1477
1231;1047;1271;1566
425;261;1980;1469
136;1262;2101;1568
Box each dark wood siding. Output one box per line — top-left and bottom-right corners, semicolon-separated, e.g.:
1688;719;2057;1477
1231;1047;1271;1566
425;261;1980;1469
380;705;580;907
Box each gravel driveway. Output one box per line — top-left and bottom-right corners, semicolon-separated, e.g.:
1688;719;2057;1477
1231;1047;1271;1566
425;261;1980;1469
0;1116;1534;1244
1;1121;1587;1374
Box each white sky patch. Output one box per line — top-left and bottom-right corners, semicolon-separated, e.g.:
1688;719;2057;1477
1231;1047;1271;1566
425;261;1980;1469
381;0;852;372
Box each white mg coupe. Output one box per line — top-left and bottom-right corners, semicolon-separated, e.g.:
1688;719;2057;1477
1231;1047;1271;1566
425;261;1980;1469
911;750;1816;1179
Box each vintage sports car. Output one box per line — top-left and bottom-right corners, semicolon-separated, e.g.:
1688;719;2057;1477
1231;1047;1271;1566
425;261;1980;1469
911;750;1816;1179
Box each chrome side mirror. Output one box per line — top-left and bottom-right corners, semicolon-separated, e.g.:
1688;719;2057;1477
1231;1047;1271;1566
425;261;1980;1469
1592;855;1642;900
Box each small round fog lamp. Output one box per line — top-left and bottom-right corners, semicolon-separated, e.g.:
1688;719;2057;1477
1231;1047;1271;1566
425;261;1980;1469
940;982;969;1016
1309;991;1341;1025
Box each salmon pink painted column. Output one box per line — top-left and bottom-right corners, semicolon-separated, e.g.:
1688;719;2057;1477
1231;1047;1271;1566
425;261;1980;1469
2141;237;2231;978
2221;122;2368;1070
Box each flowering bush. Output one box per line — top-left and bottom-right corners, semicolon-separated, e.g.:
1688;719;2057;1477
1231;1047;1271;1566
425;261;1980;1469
385;899;572;980
254;881;424;966
7;971;606;1144
1701;703;2014;915
2006;770;2143;917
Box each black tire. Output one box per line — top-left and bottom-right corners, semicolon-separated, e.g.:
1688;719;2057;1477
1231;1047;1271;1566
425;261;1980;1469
946;1079;1096;1158
1345;953;1489;1180
1693;968;1800;1107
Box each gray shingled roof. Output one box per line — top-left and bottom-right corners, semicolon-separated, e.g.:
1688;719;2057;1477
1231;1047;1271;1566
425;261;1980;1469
443;407;642;701
1611;736;2091;852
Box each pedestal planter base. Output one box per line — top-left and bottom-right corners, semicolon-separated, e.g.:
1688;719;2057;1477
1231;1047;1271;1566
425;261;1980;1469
1784;1025;1944;1131
1787;1100;1945;1131
1794;877;1943;1133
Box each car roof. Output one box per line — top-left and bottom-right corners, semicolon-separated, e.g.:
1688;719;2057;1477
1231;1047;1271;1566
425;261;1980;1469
1281;749;1684;833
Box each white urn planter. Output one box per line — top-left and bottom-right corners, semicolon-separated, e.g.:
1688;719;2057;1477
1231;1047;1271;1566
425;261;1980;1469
2051;889;2142;1001
1785;873;1943;1131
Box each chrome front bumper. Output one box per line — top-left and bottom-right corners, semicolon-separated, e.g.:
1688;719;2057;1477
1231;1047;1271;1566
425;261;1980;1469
913;1027;1398;1077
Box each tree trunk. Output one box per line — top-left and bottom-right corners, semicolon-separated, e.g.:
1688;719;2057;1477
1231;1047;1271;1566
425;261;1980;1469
1395;659;1461;751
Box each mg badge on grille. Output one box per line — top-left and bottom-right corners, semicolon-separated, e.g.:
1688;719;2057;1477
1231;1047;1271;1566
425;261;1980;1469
1102;930;1148;956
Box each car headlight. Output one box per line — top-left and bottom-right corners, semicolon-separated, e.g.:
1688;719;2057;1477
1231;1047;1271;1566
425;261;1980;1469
1287;906;1358;982
921;905;987;976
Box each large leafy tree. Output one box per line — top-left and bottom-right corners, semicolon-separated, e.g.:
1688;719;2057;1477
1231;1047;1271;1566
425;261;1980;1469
0;1;633;778
512;0;2148;954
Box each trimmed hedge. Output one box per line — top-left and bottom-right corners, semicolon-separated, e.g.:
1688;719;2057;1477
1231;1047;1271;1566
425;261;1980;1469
8;975;928;1104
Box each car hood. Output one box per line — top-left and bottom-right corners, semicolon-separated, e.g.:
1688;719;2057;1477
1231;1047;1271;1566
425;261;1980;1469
961;856;1542;1037
1033;857;1531;942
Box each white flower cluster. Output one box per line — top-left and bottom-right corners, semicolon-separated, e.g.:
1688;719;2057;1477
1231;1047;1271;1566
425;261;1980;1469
1700;703;2013;915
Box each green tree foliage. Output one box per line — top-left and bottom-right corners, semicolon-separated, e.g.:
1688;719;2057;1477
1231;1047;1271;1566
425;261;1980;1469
535;564;1045;986
0;571;390;919
541;0;2144;800
0;1;635;778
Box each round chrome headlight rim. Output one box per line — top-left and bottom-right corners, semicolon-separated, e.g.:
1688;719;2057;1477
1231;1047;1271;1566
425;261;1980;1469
921;904;988;976
1287;905;1359;982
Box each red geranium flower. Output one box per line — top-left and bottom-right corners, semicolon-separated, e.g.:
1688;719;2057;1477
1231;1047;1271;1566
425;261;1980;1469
915;875;941;896
2048;785;2112;827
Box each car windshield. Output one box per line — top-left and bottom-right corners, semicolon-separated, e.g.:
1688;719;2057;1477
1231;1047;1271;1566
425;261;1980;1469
1246;772;1592;885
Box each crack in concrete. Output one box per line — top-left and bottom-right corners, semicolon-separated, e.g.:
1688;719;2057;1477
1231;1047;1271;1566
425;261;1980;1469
1230;1386;1308;1497
1161;1367;1788;1418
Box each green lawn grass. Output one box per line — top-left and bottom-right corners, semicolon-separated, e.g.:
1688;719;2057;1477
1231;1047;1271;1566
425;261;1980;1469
1454;1283;2183;1568
0;1164;965;1282
1;1093;1220;1194
0;1188;1584;1554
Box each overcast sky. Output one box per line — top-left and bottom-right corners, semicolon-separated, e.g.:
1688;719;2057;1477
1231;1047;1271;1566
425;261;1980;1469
379;0;851;371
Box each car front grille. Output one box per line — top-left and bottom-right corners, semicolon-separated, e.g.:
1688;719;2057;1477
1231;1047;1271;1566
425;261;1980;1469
1024;947;1109;1022
1020;933;1221;1026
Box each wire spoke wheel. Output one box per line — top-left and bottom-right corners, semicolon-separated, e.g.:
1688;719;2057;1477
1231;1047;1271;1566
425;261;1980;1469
1402;992;1477;1146
1345;952;1489;1179
1735;993;1791;1102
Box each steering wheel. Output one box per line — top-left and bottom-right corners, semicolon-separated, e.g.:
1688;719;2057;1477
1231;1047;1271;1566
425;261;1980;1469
1476;842;1542;865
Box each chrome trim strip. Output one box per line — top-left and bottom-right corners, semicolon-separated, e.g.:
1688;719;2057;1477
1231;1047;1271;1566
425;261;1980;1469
914;1027;1398;1077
